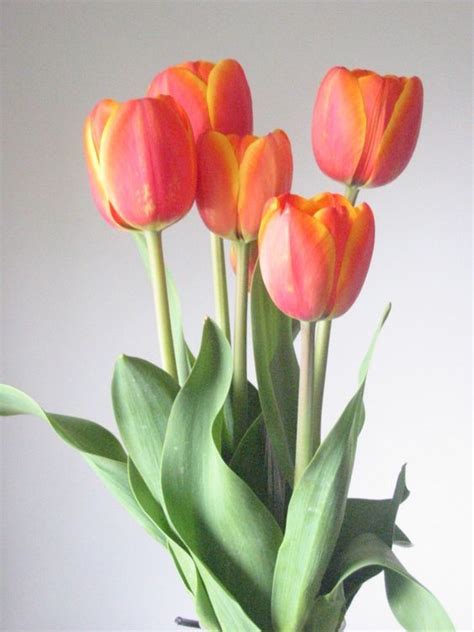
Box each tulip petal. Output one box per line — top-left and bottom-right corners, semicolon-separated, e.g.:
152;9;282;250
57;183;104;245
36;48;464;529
196;131;239;239
100;97;196;230
259;205;335;322
352;74;404;184
207;59;253;135
329;203;375;318
180;60;214;83
146;67;210;139
83;103;131;229
367;77;423;186
312;67;366;184
314;201;352;313
238;131;292;241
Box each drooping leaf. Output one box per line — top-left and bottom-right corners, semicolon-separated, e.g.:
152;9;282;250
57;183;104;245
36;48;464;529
322;464;410;602
251;264;299;486
271;305;391;631
133;232;193;384
161;318;282;630
323;533;454;631
112;356;178;503
0;386;165;545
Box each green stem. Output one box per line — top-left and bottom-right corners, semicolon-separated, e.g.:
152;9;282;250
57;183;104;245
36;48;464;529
294;320;316;486
210;234;231;343
144;230;178;381
313;319;332;452
232;240;250;441
344;184;359;205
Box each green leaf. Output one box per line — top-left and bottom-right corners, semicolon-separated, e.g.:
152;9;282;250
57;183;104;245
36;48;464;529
326;533;454;631
193;560;260;632
322;464;410;602
271;305;391;631
230;414;267;508
112;356;178;503
251;264;299;486
0;385;165;545
393;525;412;547
133;232;192;384
161;318;282;630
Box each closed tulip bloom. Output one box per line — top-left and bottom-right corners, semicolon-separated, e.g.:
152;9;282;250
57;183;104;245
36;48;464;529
258;193;375;321
196;130;293;242
83;96;196;230
147;58;253;140
312;67;423;187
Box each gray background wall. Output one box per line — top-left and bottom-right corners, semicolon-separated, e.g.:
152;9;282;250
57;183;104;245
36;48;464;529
1;1;471;630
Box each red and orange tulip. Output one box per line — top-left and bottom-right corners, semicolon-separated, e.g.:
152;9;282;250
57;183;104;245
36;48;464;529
312;67;423;187
196;130;293;242
147;58;253;140
83;96;196;231
259;192;375;321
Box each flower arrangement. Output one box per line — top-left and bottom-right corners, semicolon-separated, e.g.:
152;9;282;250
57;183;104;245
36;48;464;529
0;59;454;631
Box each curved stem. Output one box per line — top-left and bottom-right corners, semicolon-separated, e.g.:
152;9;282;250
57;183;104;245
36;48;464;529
210;234;231;343
294;320;316;486
232;240;250;441
145;230;178;381
313;319;332;452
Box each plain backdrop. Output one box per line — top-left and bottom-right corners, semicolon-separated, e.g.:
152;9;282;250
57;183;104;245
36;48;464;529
1;1;472;630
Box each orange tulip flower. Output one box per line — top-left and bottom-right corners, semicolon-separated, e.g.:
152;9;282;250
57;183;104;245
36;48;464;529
83;96;196;230
196;130;293;242
258;193;375;321
147;58;253;140
312;67;423;187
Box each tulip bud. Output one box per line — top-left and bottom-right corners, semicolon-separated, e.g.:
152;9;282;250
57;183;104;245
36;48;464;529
196;130;293;242
312;66;423;187
258;193;375;321
147;58;253;140
83;96;196;231
230;241;259;290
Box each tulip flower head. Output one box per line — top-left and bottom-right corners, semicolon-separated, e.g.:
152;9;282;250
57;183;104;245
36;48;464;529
196;130;293;242
147;58;253;140
83;96;196;231
259;193;375;321
312;66;423;187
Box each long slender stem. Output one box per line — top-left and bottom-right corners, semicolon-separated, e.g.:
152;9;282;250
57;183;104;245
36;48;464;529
144;230;178;381
294;320;316;486
210;234;231;343
313;319;332;452
232;240;250;441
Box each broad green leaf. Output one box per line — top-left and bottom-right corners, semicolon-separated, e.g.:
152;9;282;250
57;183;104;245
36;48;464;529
128;459;201;598
133;232;192;384
325;533;454;631
251;264;299;485
194;570;221;631
307;583;346;632
194;559;260;632
112;356;178;503
271;306;391;631
230;414;267;508
322;465;410;602
393;525;412;547
0;386;165;545
161;319;282;630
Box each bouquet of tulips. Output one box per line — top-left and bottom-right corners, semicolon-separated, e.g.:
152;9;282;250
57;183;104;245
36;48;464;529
0;60;454;631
